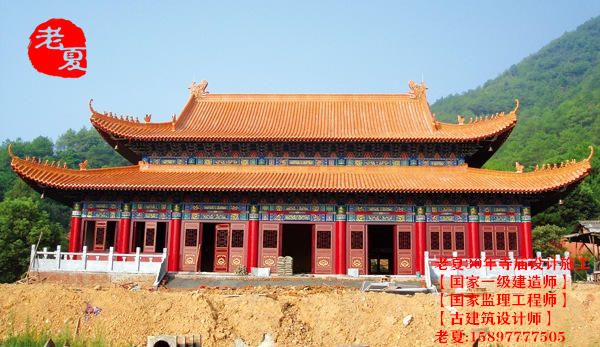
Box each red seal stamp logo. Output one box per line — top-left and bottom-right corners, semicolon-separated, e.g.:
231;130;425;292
28;18;87;78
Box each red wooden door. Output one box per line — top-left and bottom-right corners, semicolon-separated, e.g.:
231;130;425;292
214;224;230;272
313;223;333;274
93;221;107;251
394;224;414;275
347;224;367;275
181;221;201;272
259;223;280;272
427;224;467;258
228;223;246;272
480;224;519;258
143;221;157;253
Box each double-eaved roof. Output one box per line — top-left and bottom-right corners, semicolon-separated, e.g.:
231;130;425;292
9;80;593;205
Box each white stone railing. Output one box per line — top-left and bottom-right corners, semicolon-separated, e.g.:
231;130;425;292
424;251;572;290
30;245;168;287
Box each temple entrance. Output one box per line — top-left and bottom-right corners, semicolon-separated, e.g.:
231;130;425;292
200;223;216;272
83;220;118;251
367;225;394;275
281;224;312;274
133;221;168;253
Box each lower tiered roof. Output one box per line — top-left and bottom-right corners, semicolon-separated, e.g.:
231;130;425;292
9;145;593;195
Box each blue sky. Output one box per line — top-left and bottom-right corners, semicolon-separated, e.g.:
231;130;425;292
1;1;599;141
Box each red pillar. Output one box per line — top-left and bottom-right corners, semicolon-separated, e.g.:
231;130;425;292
521;206;533;258
68;203;82;252
168;204;182;272
334;206;347;275
468;206;480;258
246;205;259;272
415;206;426;275
117;203;131;254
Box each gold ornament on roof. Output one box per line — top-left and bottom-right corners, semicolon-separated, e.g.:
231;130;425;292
408;80;427;99
515;162;524;173
79;160;88;170
189;80;209;98
144;114;152;123
457;115;465;125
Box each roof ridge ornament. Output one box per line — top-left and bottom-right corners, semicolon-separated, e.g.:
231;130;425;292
79;160;88;170
408;80;427;99
515;162;524;173
586;145;594;162
189;80;209;99
512;99;520;115
88;99;97;114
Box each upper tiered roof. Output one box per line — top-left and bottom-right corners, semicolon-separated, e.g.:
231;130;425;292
90;80;518;143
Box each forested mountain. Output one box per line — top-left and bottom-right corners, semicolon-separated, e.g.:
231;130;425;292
431;16;600;228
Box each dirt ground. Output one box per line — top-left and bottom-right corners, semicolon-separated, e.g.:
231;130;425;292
0;282;599;346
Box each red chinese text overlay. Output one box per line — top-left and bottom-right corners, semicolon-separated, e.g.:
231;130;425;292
28;18;87;78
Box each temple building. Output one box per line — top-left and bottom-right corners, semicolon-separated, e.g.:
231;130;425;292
9;80;593;276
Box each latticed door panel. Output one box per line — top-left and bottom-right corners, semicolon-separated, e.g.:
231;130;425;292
143;221;157;254
427;224;467;258
395;223;414;275
214;224;230;272
314;223;333;274
479;224;519;258
259;223;280;272
228;222;246;272
93;221;107;251
181;222;201;272
347;224;367;275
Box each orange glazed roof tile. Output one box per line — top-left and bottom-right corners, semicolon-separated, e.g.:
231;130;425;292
9;146;593;194
89;81;518;142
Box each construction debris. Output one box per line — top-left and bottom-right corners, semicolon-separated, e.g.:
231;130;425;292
83;301;102;321
277;256;293;276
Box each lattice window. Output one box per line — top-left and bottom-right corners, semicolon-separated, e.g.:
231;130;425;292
484;232;493;250
216;229;229;248
231;230;244;248
351;231;363;249
508;232;518;251
316;230;331;249
398;232;411;250
184;229;197;247
95;227;105;246
430;232;440;250
263;229;277;248
496;232;505;251
443;232;452;250
455;232;465;250
145;228;155;246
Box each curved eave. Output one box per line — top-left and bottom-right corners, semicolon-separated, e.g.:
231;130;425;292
9;146;591;195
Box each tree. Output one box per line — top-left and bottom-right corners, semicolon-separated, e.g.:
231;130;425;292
0;198;65;283
532;224;567;258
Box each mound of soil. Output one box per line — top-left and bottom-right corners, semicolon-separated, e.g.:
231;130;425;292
0;282;598;346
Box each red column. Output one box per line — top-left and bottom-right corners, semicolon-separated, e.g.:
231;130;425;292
117;203;131;254
468;206;480;258
168;204;182;272
334;206;347;275
521;206;533;258
415;206;426;275
68;203;82;252
246;205;259;272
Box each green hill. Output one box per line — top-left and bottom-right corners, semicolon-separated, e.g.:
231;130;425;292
431;16;600;227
